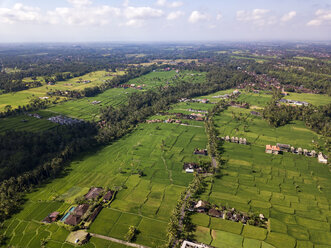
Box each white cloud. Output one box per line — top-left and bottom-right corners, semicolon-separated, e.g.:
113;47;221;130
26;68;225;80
123;19;144;27
281;11;296;22
0;3;41;24
124;6;163;19
188;11;209;24
216;13;222;21
236;9;277;26
47;5;121;26
67;0;92;7
156;0;183;8
167;11;184;20
307;9;331;26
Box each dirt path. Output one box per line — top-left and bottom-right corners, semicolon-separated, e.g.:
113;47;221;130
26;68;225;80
90;233;151;248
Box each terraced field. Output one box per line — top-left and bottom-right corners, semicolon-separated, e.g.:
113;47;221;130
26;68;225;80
283;93;331;106
45;70;206;121
0;99;212;247
191;102;331;248
0;70;122;111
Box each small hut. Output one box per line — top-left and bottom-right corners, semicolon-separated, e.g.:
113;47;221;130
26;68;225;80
297;148;303;155
234;137;239;143
310;150;316;157
225;136;230;142
242;138;247;145
290;146;295;153
303;149;308;156
231;137;235;143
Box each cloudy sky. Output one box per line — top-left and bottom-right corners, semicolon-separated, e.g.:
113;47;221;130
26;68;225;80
0;0;330;42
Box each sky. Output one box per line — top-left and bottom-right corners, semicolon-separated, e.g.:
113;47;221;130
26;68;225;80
0;0;330;42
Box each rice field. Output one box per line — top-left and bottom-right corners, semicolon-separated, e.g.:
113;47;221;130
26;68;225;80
0;70;123;111
283;92;331;106
45;70;206;121
191;95;331;248
1;99;209;247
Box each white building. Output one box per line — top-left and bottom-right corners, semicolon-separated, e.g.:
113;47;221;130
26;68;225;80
318;153;328;164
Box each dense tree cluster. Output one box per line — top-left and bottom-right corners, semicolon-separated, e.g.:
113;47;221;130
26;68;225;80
263;102;331;137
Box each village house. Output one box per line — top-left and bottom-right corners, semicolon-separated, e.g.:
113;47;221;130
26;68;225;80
48;115;83;125
318;153;328;164
64;204;89;226
250;111;260;116
103;191;115;202
181;241;214;248
208;208;222;218
194;148;208;156
276;143;291;152
42;212;60;224
297;147;303;155
65;215;81;226
194;200;209;213
265;145;280;154
85;187;103;200
310;150;316;157
239;138;247;145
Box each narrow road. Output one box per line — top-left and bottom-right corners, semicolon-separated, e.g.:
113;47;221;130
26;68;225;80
90;233;151;248
172;189;192;248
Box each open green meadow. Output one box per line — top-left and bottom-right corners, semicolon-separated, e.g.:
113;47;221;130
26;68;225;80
46;87;135;121
0;71;123;111
0;110;58;133
215;106;321;149
191;95;331;248
1;102;209;247
1;87;329;248
283;93;331;106
45;70;206;121
236;92;273;108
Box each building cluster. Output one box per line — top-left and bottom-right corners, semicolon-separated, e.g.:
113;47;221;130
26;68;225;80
48;115;83;125
212;90;241;99
27;113;42;119
175;113;205;121
183;162;207;174
76;80;91;84
42;212;60;224
187;109;208;114
181;241;214;248
279;99;309;106
229;101;249;109
265;143;328;164
119;83;145;90
42;187;115;228
192;200;268;228
250;111;260;116
222;136;247;145
193;148;208;156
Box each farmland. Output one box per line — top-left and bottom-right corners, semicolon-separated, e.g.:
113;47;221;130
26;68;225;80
283;92;331;106
0;97;213;247
46;70;205;121
190;95;331;247
0;70;122;111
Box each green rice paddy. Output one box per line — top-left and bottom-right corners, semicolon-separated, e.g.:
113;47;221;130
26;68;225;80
191;100;331;248
1;98;210;247
1;84;329;248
